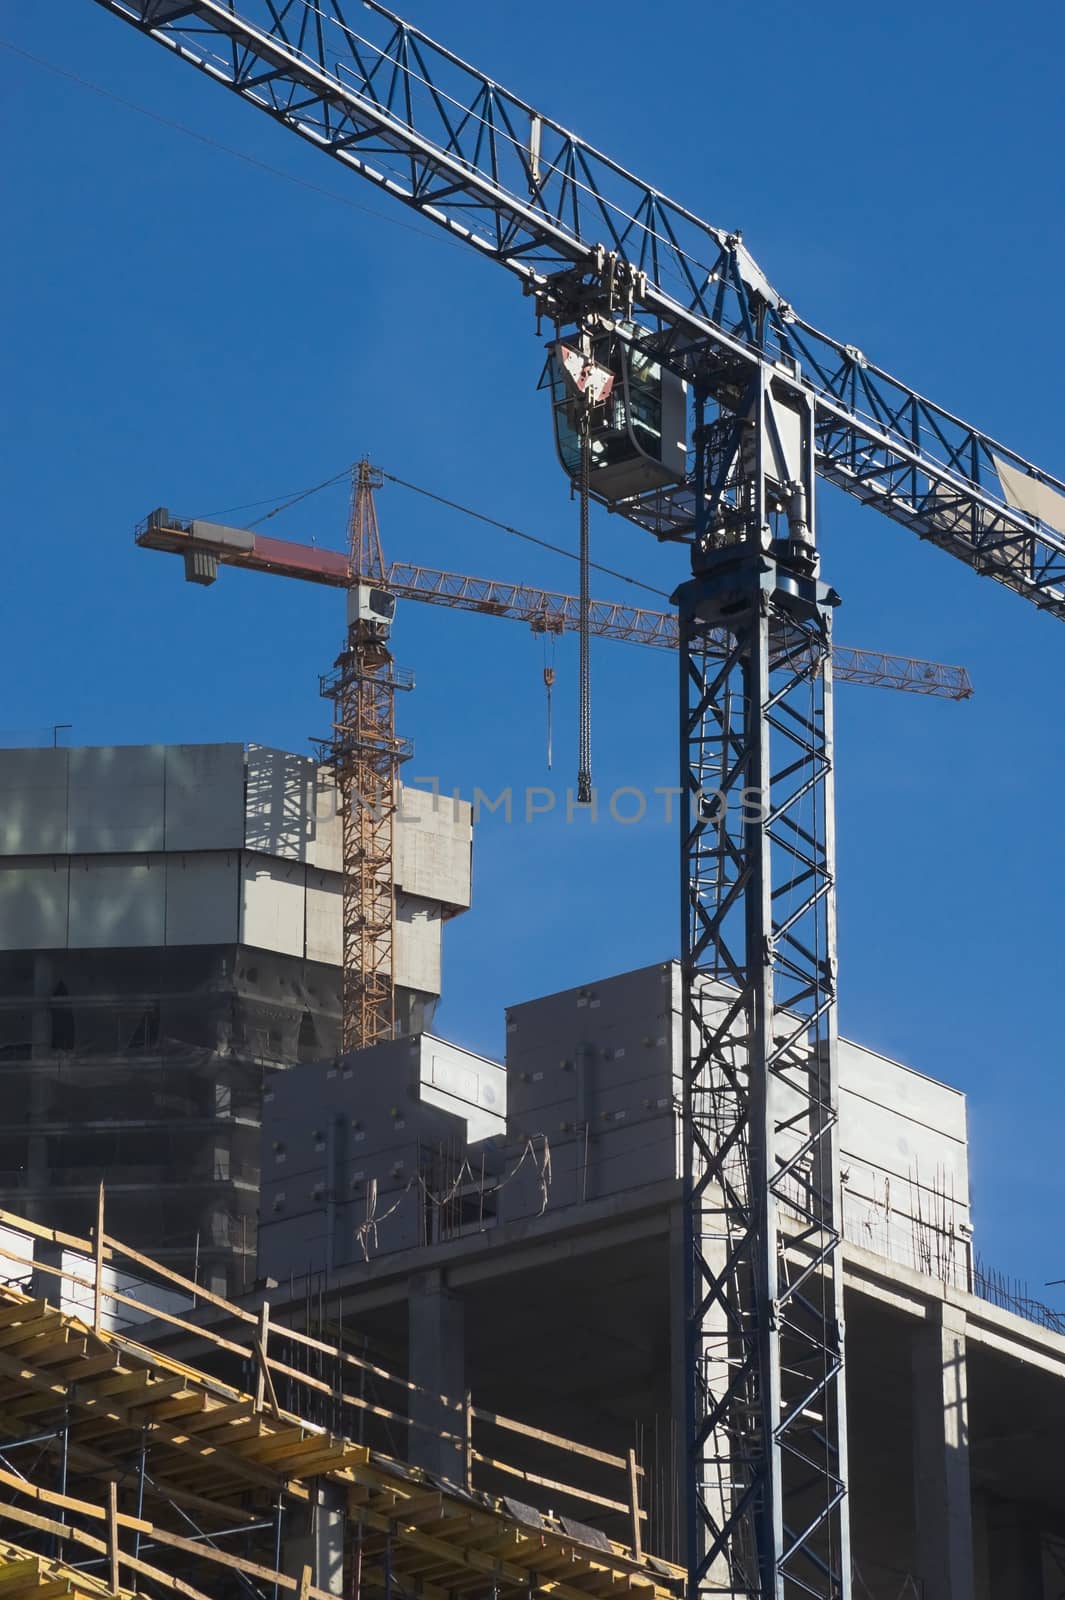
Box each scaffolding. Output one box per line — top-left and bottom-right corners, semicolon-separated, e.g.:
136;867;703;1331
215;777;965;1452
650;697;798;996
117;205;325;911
0;1201;678;1600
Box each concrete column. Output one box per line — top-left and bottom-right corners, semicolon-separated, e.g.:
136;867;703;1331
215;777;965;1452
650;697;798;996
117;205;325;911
31;1239;64;1310
283;1481;345;1594
667;1203;686;1565
407;1270;465;1483
912;1302;976;1599
667;1199;730;1583
27;955;56;1223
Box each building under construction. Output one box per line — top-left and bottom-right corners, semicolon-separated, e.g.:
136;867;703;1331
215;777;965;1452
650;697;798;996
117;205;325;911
0;941;1062;1598
0;742;471;1293
6;0;1065;1596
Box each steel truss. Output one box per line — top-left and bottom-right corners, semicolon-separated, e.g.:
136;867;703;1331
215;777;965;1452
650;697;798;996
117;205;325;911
679;552;848;1597
93;0;1065;612
319;463;412;1052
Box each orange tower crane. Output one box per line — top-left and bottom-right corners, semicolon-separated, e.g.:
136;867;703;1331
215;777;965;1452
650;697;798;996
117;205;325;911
320;460;412;1051
138;474;971;1050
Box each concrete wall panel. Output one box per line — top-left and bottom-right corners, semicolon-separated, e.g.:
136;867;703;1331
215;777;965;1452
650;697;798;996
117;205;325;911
164;745;244;851
0;859;69;949
839;1038;967;1144
165;854;240;946
394;894;441;993
68;747;166;854
241;853;305;957
67;855;166;948
839;1085;969;1201
307;774;342;873
422;1037;506;1141
0;749;69;856
396;787;472;908
306;869;342;966
245;746;316;862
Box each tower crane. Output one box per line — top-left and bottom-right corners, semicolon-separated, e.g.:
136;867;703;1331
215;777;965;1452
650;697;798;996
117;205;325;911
138;496;973;703
86;3;1065;1594
324;458;411;1053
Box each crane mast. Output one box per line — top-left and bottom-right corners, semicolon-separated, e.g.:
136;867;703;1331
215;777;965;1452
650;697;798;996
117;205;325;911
86;1;1063;1594
321;460;411;1051
679;374;845;1591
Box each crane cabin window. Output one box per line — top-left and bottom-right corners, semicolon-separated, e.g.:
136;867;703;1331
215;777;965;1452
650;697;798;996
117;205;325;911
547;324;687;501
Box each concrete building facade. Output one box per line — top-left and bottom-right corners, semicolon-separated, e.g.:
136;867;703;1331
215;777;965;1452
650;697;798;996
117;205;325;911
249;963;1059;1599
0;742;471;1293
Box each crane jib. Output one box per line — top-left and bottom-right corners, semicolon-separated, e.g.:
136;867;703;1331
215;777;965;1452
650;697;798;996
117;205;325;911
91;0;1065;615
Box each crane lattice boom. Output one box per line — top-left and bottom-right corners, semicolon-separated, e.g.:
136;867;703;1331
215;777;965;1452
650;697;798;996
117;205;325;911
96;0;1065;613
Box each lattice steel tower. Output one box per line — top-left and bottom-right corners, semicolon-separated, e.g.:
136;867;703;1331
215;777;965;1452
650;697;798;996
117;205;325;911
679;372;847;1593
321;460;411;1052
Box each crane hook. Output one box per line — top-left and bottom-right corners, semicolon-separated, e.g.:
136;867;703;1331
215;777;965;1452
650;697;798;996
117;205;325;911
544;664;556;771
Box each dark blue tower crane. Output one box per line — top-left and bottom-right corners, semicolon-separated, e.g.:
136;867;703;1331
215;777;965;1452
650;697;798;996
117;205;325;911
83;3;1065;1595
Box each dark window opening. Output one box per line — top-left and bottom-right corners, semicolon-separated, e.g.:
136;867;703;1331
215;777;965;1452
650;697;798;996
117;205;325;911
50;983;74;1052
127;1005;160;1050
297;1010;319;1063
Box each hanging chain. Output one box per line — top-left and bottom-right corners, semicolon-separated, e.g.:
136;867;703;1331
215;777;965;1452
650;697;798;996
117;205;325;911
577;412;593;804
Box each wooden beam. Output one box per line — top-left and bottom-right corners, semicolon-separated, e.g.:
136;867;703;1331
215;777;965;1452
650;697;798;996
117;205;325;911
93;1189;105;1337
626;1450;642;1561
106;1482;119;1597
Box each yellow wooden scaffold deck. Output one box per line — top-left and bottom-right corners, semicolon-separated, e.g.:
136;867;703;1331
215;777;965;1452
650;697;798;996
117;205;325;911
0;1234;685;1600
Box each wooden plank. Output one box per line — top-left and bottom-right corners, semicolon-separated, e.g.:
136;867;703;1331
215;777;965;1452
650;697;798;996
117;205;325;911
0;1302;48;1331
626;1450;642;1561
0;1210;98;1259
0;1317;67;1352
0;1465;149;1535
463;1391;473;1491
254;1302;269;1413
0;1469;330;1600
281;1448;363;1481
265;1353;452;1441
93;1189;105;1337
141;1527;331;1600
106;1483;119;1597
0;1558;46;1587
0;1405;253;1532
128;1393;207;1424
100;1235;255;1328
185;1416;265;1447
355;1506;622;1600
471;1408;640;1475
239;1431;322;1465
257;1349;282;1420
273;1320;431;1397
32;1339;89;1371
46;1354;122;1383
470;1450;636;1518
86;1290;251;1362
0;1497;209;1600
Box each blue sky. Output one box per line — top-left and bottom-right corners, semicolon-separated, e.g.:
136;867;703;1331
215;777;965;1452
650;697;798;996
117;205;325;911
2;0;1063;1293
